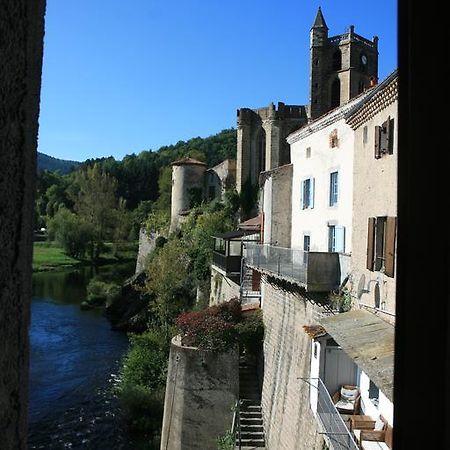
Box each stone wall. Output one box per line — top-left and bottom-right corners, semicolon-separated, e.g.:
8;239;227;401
160;336;239;450
135;227;160;274
0;2;46;448
209;265;240;306
260;282;325;450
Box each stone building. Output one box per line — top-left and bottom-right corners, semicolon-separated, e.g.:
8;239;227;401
169;157;236;233
346;71;398;320
235;7;379;195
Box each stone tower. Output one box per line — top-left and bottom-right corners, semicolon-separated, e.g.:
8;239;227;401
169;157;207;232
309;7;379;120
236;102;307;193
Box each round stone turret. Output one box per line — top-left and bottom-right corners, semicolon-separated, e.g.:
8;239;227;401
169;157;207;232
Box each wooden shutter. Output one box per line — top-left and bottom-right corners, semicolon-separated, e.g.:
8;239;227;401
367;217;375;270
310;177;315;208
384;216;397;277
388;117;395;154
374;125;381;159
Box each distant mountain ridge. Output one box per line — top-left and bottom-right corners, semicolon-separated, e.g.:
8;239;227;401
37;152;82;174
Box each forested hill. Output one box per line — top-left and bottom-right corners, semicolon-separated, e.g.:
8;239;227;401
79;128;237;210
37;152;81;174
36;128;237;223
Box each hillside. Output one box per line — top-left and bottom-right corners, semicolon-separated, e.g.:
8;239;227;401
37;152;82;174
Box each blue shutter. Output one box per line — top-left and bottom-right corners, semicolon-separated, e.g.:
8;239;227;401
335;226;345;253
309;177;315;208
300;180;304;209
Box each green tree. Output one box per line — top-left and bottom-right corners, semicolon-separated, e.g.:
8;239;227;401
69;163;119;259
145;238;195;341
154;166;172;212
47;208;95;258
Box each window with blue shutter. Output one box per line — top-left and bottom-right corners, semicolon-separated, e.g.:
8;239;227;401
328;225;345;252
301;177;315;209
329;172;338;206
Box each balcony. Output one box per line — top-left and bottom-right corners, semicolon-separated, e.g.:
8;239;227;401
244;243;341;292
211;230;260;279
212;251;242;274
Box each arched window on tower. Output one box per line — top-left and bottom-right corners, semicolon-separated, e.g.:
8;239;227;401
332;50;342;71
257;128;266;174
358;79;365;94
331;78;341;109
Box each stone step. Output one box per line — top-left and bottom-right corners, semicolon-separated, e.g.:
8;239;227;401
236;438;266;447
239;425;264;433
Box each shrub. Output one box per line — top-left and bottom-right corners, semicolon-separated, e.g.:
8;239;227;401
235;310;264;355
216;429;236;450
175;298;242;352
83;279;121;308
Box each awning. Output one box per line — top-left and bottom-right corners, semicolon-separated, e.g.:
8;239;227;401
320;309;395;402
212;230;258;240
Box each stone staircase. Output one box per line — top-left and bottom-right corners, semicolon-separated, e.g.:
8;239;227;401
236;355;265;449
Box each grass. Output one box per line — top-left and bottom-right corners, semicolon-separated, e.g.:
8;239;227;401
32;241;139;272
32;242;80;271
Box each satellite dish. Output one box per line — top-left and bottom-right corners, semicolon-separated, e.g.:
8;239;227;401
357;274;366;299
374;283;381;309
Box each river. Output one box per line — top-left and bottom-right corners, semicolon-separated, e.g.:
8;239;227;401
28;263;139;449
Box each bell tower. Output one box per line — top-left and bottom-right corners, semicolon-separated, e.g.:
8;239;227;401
309;7;379;120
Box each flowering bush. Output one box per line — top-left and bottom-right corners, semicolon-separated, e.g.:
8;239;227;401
175;298;242;352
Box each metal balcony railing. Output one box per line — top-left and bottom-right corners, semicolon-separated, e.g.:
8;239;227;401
212;251;242;274
305;377;359;450
243;243;341;292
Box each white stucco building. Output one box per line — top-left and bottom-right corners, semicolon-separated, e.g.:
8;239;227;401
287;92;370;256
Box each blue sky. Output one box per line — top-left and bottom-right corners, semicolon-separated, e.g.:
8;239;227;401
38;0;397;162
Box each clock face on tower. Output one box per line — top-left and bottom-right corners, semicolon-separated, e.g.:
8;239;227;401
361;54;367;65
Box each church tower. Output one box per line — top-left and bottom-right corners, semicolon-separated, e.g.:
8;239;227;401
309;7;379;120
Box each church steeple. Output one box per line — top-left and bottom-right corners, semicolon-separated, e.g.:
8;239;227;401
311;7;328;30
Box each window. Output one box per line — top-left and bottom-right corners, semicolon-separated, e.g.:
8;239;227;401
332;50;342;71
331;78;340;108
368;380;380;407
363;126;368;144
367;216;397;277
374;116;395;159
329;129;338;148
303;235;311;252
358;80;365;94
306;147;311;158
301;177;314;209
328;225;345;252
329;171;338;206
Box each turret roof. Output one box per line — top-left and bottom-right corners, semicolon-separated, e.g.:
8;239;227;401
312;7;328;30
170;157;207;167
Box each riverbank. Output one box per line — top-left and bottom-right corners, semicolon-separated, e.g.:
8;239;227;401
32;241;138;272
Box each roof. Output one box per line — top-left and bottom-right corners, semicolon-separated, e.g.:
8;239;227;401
312;7;328;30
303;324;327;339
286;88;374;144
212;229;259;240
320;309;395;402
238;215;261;231
170;157;207;167
345;69;398;129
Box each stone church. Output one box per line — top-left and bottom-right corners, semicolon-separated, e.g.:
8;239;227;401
236;7;379;193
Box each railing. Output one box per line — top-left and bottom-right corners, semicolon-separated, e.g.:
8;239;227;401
212;252;242;274
244;243;340;292
304;377;359;450
231;399;242;449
